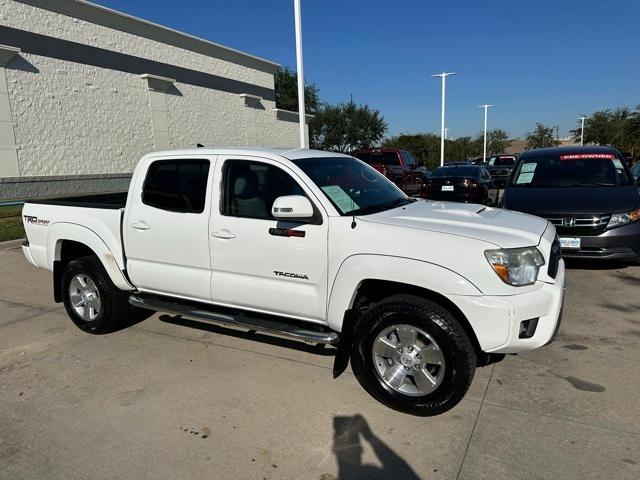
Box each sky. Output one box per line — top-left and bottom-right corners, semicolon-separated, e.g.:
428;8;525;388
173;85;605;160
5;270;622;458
95;0;640;139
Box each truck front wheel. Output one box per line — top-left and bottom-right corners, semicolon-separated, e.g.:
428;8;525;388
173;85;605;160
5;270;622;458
350;294;476;416
61;256;130;334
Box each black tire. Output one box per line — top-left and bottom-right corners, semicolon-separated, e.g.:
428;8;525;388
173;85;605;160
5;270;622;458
350;294;476;416
61;255;131;334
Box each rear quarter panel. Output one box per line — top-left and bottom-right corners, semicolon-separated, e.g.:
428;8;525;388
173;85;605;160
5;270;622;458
22;203;130;289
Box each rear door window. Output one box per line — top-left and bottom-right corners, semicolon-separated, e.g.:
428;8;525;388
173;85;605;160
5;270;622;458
142;159;210;213
401;151;417;167
495;157;516;166
370;152;401;166
355;152;372;164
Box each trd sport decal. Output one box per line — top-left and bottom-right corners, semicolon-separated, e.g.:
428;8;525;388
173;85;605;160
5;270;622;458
273;271;309;280
23;215;50;226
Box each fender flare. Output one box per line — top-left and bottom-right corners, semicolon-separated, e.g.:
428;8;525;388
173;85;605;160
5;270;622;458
326;254;481;332
47;222;134;291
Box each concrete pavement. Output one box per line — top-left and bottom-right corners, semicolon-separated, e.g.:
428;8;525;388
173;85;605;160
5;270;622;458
0;240;638;479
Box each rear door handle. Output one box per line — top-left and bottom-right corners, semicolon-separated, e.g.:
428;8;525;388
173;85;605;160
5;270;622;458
131;221;150;231
211;229;236;239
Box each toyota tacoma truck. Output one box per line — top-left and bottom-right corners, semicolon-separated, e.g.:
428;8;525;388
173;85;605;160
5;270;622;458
21;147;565;416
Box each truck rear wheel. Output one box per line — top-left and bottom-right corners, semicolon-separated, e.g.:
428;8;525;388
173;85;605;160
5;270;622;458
350;294;476;416
61;256;130;334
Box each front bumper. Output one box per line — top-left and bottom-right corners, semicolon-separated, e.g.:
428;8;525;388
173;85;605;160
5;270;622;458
558;221;640;260
448;260;566;354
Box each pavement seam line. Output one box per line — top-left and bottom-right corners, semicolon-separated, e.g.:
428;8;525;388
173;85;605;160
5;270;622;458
0;297;64;315
456;363;495;480
481;399;640;438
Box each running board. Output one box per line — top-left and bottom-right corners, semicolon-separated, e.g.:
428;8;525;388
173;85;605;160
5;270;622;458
128;295;339;345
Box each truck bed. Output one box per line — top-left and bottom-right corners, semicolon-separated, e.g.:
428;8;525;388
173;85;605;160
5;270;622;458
22;192;128;275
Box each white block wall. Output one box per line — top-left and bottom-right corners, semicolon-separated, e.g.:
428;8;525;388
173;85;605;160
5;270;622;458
0;0;306;190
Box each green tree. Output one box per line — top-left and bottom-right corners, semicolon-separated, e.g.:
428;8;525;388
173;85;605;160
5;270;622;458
274;66;319;114
487;129;510;155
526;123;559;149
383;133;441;170
447;136;482;162
471;129;510;157
383;133;497;169
310;101;387;153
570;107;640;158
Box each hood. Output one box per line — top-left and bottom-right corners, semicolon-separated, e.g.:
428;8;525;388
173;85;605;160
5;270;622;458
504;186;639;215
361;200;548;248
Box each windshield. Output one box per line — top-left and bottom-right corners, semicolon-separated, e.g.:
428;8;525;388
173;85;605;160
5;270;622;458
355;151;400;166
431;166;480;178
510;153;631;187
488;156;516;166
293;157;411;216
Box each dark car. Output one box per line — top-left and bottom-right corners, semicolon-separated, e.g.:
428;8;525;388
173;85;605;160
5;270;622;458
421;165;492;204
502;146;640;261
354;148;423;195
486;155;517;188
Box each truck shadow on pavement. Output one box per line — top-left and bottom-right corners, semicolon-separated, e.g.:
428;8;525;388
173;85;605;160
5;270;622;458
332;414;421;480
158;314;336;356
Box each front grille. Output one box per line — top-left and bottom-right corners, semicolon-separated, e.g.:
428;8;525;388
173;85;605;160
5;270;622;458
547;237;561;278
543;214;610;236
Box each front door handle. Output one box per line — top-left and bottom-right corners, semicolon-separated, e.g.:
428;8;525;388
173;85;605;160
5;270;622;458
131;221;150;231
211;229;236;239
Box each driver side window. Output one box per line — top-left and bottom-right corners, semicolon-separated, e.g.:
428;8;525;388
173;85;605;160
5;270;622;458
221;160;305;220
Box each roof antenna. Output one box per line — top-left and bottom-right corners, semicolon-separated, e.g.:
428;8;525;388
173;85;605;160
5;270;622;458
196;143;204;148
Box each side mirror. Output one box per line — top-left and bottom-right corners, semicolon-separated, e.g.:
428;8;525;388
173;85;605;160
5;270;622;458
272;195;314;221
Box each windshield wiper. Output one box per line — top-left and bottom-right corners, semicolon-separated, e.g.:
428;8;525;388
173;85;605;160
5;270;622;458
350;197;412;216
386;197;413;208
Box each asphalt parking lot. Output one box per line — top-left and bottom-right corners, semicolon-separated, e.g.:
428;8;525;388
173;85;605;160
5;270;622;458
1;239;639;480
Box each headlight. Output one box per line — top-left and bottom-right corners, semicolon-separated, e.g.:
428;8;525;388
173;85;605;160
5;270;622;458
607;209;640;229
485;247;545;286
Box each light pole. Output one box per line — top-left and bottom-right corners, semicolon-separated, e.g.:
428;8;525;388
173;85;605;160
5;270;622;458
444;127;449;140
579;116;586;146
478;104;493;162
432;72;455;166
293;0;307;148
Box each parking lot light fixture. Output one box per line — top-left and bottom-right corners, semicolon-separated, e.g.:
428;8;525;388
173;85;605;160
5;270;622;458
432;72;456;166
479;104;494;162
293;0;307;148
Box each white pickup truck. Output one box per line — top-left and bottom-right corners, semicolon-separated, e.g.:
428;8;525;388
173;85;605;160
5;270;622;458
21;147;565;416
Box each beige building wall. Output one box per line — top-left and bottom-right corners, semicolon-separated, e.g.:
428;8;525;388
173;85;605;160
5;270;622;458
0;0;309;199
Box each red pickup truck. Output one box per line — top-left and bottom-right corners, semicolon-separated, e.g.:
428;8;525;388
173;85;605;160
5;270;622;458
354;148;423;195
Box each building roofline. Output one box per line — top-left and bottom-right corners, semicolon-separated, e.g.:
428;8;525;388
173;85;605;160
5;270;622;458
16;0;281;74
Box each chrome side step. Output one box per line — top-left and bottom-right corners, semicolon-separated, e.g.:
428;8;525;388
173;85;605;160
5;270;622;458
129;295;340;345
